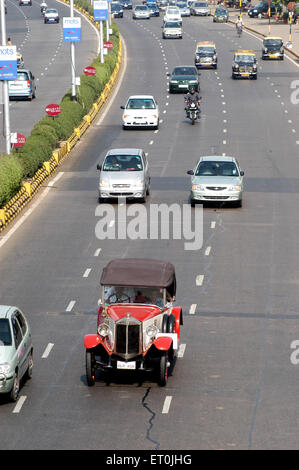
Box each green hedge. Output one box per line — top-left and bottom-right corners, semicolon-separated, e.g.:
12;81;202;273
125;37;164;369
0;8;119;206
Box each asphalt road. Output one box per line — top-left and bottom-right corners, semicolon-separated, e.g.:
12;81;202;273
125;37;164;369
0;0;98;153
1;7;299;450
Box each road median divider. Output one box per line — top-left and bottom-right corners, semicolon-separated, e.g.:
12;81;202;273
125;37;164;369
0;1;123;233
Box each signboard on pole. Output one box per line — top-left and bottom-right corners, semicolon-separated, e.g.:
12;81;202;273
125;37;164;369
0;46;17;80
11;132;26;148
45;104;62;117
63;17;82;42
94;0;108;21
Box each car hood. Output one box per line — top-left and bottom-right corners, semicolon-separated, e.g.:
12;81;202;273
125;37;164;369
107;304;162;322
101;171;143;184
0;346;14;363
192;176;242;185
171;75;197;81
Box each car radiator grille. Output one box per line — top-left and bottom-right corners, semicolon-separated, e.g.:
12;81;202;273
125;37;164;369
239;66;252;73
206;186;227;191
115;321;141;358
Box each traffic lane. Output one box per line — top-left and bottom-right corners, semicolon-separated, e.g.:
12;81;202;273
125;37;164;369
0;0;98;152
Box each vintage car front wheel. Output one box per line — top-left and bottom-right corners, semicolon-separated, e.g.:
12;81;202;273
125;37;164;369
158;352;168;387
86;350;95;386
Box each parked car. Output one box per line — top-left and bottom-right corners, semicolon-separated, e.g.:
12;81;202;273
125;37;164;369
248;1;277;17
120;95;159;129
168;65;200;93
0;305;33;402
194;41;217;69
190;1;211;15
97;148;150;202
163;21;183;38
262;36;284;60
44;8;59;23
111;2;124;17
187;156;244;207
8;69;36;100
84;258;183;387
133;5;151;18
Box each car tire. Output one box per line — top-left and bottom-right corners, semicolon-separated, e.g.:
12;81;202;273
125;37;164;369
10;372;20;402
190;198;196;207
235;199;242;208
86;350;95;386
158;352;168;387
25;351;33;380
167;313;176;333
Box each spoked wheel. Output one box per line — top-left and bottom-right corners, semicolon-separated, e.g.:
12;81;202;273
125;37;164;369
158;352;168;387
86;350;95;386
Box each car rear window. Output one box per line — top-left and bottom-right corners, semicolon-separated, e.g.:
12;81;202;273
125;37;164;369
16;72;29;81
165;21;181;27
0;319;12;346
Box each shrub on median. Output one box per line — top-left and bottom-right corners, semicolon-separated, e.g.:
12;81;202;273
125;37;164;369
0;156;23;207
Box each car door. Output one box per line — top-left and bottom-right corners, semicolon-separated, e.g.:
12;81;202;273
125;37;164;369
12;313;27;379
142;152;150;191
15;310;32;374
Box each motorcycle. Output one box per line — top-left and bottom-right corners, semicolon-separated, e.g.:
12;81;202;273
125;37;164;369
41;6;47;15
186;101;201;125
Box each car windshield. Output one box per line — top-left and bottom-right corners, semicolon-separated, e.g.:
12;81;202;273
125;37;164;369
194;2;207;6
0;319;12;346
112;4;121;10
104;286;165;307
46;9;57;12
195;161;239;176
126;98;155;109
215;9;226;14
136;5;148;9
16;72;29;81
103;155;143;172
235;54;255;62
177;3;187;7
165;21;181;27
167;8;179;13
197;46;215;54
264;39;282;46
173;67;197;75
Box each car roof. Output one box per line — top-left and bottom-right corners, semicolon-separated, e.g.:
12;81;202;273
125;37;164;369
196;41;216;46
127;95;155;100
106;148;143;156
199;156;236;162
264;36;282;40
0;305;16;319
235;50;255;55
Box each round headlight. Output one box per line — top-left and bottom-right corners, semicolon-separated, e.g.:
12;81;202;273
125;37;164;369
146;325;158;338
98;324;110;337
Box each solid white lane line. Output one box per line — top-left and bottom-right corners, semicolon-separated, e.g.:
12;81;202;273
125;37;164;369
162;396;172;414
83;268;92;278
13;396;27;414
205;246;211;256
94;248;102;257
196;275;204;286
66;300;76;312
178;343;186;358
42;343;54;359
189;304;197;315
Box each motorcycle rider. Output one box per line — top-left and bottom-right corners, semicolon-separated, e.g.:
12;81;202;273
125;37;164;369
40;1;47;13
185;85;201;118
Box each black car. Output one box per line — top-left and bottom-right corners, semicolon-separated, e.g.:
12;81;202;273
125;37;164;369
148;3;160;15
119;0;132;8
248;1;277;17
168;65;200;93
111;2;124;17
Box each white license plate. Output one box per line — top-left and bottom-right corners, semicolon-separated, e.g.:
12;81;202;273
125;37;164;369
117;361;136;370
178;84;187;88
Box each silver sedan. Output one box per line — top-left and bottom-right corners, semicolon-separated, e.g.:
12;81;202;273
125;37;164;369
187;156;244;207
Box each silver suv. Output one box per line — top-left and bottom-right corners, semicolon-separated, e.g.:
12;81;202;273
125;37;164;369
97;148;150;203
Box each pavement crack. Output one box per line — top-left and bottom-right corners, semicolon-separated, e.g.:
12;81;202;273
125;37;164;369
142;387;160;450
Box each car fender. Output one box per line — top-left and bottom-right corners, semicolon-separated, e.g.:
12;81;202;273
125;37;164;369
152;336;173;351
84;334;103;350
171;307;183;339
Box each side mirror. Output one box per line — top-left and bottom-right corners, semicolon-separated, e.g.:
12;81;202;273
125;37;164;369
120;105;125;109
240;170;244;176
187;170;194;175
97;164;102;170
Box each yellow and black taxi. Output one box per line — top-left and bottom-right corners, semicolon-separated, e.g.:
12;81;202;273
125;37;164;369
194;41;217;69
232;50;257;79
262;36;284;60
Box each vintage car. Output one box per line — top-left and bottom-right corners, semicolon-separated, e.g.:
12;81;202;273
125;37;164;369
84;259;183;387
232;50;257;79
262;36;284;60
194;41;217;69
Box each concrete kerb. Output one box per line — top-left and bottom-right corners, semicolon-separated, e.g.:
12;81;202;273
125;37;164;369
0;21;123;233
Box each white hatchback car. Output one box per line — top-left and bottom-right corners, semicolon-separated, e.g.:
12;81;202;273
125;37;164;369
121;95;159;129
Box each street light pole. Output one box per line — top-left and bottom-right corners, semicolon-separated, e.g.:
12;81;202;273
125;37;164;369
0;0;11;155
70;0;77;101
268;0;271;34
